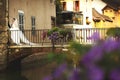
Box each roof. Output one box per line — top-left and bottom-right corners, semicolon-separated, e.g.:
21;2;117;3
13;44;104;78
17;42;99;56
57;11;82;14
92;8;113;22
102;0;120;11
102;4;119;11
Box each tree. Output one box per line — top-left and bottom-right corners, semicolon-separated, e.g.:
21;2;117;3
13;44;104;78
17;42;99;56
55;0;62;13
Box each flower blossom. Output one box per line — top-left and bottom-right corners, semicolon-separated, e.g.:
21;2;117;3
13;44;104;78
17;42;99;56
110;68;120;80
53;63;67;78
87;66;104;80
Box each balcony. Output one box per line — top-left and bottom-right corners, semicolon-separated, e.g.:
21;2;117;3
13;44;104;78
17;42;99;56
8;28;110;49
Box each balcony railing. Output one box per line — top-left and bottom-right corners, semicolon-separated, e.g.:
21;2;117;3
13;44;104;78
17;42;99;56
8;28;109;46
8;29;71;46
74;28;108;44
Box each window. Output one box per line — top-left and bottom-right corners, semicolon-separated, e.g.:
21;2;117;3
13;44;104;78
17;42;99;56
62;2;66;11
76;13;83;25
51;16;56;27
31;16;36;35
75;1;79;12
18;10;24;31
110;10;112;12
118;10;120;13
105;10;108;13
112;17;115;20
56;11;83;25
31;16;35;28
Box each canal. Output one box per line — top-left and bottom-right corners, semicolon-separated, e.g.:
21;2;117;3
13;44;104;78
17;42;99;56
0;53;63;80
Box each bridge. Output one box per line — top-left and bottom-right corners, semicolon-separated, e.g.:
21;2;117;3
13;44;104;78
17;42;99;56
7;28;108;64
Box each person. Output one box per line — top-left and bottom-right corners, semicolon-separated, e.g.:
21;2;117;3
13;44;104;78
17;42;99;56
10;18;35;45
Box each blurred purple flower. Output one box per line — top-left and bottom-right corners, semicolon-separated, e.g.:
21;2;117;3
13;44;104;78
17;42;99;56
87;66;104;80
69;68;81;80
110;68;120;80
82;45;104;67
87;32;100;41
53;63;67;78
103;38;120;52
43;76;53;80
49;32;59;40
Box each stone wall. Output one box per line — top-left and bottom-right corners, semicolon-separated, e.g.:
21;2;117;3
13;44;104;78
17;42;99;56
0;0;8;70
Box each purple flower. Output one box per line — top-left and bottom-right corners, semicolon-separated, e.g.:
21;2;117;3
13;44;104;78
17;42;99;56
103;38;120;52
53;63;67;78
82;45;104;67
43;76;53;80
49;32;59;40
87;66;104;80
110;68;120;80
87;32;100;41
69;68;81;80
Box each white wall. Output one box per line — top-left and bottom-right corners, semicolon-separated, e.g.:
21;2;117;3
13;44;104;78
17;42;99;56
92;0;106;14
79;0;92;27
67;1;73;11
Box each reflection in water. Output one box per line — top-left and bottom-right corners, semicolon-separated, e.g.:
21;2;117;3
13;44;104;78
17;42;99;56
21;56;58;80
22;63;54;80
0;54;59;80
0;59;28;80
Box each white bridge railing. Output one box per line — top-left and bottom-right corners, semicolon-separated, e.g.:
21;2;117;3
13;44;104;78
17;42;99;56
73;28;108;44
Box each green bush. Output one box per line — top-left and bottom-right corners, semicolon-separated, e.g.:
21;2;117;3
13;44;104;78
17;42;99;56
106;27;120;39
47;27;59;36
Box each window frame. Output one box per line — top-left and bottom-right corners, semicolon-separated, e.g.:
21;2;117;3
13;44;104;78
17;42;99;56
18;10;24;31
31;16;36;35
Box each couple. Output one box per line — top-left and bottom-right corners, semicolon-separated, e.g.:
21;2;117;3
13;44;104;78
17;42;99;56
10;18;35;45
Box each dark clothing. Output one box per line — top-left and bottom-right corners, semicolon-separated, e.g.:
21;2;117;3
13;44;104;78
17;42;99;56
8;21;11;28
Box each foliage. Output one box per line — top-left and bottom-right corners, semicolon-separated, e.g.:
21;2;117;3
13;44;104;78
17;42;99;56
47;52;66;64
69;41;91;55
44;32;120;80
56;0;62;13
46;40;91;67
47;27;73;51
59;28;68;37
47;27;73;41
56;0;63;26
106;27;120;39
65;41;91;66
47;27;59;36
98;48;120;73
81;37;120;80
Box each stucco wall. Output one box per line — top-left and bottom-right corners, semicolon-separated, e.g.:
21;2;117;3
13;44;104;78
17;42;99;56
103;7;120;27
9;0;56;29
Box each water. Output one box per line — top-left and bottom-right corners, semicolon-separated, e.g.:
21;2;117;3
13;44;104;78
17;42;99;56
0;53;58;80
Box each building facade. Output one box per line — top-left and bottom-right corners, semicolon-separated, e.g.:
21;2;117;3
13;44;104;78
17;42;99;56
60;0;93;28
9;0;56;30
102;5;120;27
60;0;115;28
0;0;56;70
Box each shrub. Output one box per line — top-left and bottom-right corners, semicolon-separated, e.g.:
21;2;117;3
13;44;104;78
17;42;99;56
106;27;120;40
44;32;120;80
